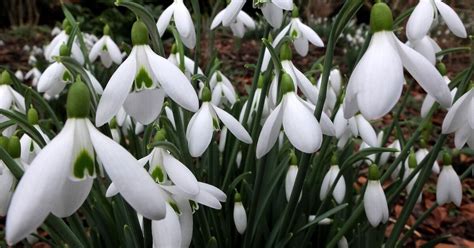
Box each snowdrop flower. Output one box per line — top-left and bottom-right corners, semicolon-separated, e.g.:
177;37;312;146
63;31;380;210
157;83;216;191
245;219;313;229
344;2;452;120
334;107;378;147
0;136;25;216
51;26;61;36
262;7;323;71
239;74;271;125
19;108;50;164
14;70;23;81
406;0;467;41
38;46;103;98
89;25;122;68
211;9;255;38
0;71;26;136
186;86;252;157
416;140;440;174
211;0;246;28
25;67;41;86
96;20;199;126
257;0;293;29
363;164;389;227
442;86;474;149
403;152;422;203
256;73;327;158
320;157;346;204
209;71;237;107
436;153;462;206
406;35;441;65
421;65;456;117
157;0;196;48
284;152;299;201
168;44;203;78
5;81;167;245
44;20;84;64
233;193;247;234
338;236;349;248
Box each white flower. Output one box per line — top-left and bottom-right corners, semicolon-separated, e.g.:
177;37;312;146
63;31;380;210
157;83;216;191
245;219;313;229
364;180;389;227
5;82;167;245
344;30;451;120
285;164;298;202
404;167;422;203
211;0;246;28
20;125;50;164
186;99;252;157
239;79;271;126
0;74;26;136
436;165;462;206
157;0;196;49
421;76;456;118
338;236;349;248
25;68;41;86
96;21;199;126
44;31;84;64
262;18;323;71
320;164;346;204
209;71;237;107
406;35;441;65
334;107;378;147
259;0;293;28
257;74;331;158
152;202;182;247
416;148;440;174
442;88;474;149
406;0;467;41
233;194;247;234
37;62;103;98
89;34;122;68
211;10;255;38
168;50;203;79
0;161;16;216
14;70;23;81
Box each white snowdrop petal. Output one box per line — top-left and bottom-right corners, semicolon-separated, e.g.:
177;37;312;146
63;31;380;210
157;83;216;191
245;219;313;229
272;0;293;10
434;0;467;38
124;89;164;125
162;152;199;196
174;3;194;38
421;94;436;118
37;62;65;93
297;20;324;47
152;203;182;248
85;70;104;95
294;36;309;56
256;103;284;158
222;0;246;26
285;165;298;201
105;37;123;65
96;47;137;126
355;115;377;147
261;3;283;29
51;178;93;217
442;90;472;133
454;124;470;149
88;120;166;220
211;10;225;29
198;182;227;202
89;37;105;62
320;112;336;136
156;5;175;36
406;0;434;40
233;202;247;234
213;105;252;144
186;103;214;157
176;197;193;248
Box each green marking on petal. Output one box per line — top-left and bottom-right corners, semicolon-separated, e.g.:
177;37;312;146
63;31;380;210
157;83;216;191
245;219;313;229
63;70;73;82
101;44;108;52
168;201;181;215
212;118;220;130
151;165;165;183
135;67;153;90
73;150;95;179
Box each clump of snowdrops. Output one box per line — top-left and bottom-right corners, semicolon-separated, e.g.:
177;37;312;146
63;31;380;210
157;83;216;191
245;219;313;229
0;0;472;247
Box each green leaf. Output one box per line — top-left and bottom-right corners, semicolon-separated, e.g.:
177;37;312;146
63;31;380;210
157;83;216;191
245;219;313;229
0;109;47;147
148;141;182;159
295;204;349;233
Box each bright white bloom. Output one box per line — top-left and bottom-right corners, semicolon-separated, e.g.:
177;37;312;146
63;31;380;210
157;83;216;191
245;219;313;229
421;76;456;117
0;73;26;136
256;74;333;158
211;0;246;28
442;88;474;149
320;165;346;204
157;0;196;49
436;165;462;206
285;164;298;202
96;21;199;126
259;0;293;28
186;97;252;157
168;49;203;79
37;62;103;98
5;82;166;245
25;68;41;86
344;3;451;120
406;35;441;65
338;236;349;248
20;125;50;164
406;0;467;41
233;194;247;234
211;10;255;38
44;31;84;64
209;71;237;107
404;153;422;204
89;31;122;68
51;26;61;36
416;148;440;174
14;70;23;81
239;81;271;126
0;157;27;216
334;107;378;147
364;179;389;227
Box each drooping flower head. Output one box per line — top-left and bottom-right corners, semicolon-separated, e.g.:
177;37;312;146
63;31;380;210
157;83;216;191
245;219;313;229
157;0;196;48
363;164;389;227
44;19;84;64
89;24;123;68
96;20;199;126
344;2;451;120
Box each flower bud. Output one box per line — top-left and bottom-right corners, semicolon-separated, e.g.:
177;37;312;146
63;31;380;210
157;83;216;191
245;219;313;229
370;2;393;33
103;24;111;36
131;20;149;46
27;107;39;125
408;151;417;169
233;192;247;234
62;19;72;35
201;86;212;102
0;71;12;85
7;136;21;159
368;164;380;180
279;42;292;61
291;5;299;18
436;62;447;76
280;73;295;95
66;78;91;118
